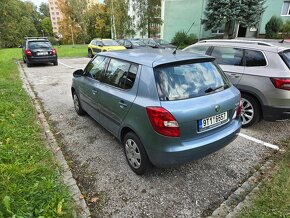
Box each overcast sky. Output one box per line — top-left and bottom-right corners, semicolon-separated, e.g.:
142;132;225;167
23;0;48;7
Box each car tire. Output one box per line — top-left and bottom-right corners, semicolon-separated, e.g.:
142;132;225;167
88;49;93;58
53;60;58;66
241;94;261;128
124;132;150;175
27;62;32;67
73;92;86;116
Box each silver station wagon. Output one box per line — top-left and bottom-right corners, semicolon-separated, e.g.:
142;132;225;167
71;49;241;174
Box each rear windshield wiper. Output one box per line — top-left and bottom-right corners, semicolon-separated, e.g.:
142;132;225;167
204;85;224;94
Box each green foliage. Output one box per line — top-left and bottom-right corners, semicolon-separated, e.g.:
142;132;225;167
281;20;290;38
41;17;53;36
0;0;53;48
0;48;74;216
39;2;50;18
131;0;162;38
171;31;197;48
265;16;283;39
203;0;266;38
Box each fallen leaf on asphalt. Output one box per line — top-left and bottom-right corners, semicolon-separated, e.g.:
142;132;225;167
54;147;61;152
90;197;99;203
79;194;85;199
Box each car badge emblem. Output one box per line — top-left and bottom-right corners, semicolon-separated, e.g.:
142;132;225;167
215;105;221;113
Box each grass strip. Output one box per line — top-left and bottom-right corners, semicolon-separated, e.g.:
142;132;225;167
55;44;88;58
239;139;290;218
0;48;74;217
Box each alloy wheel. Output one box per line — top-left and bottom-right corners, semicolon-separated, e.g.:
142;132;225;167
241;98;254;125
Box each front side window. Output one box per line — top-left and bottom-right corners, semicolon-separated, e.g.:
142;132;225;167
211;47;243;66
101;59;138;89
282;1;290;15
102;40;119;46
154;61;230;101
245;50;267;67
85;56;107;80
184;46;209;55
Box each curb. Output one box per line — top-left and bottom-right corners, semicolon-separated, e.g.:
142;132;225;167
18;62;91;218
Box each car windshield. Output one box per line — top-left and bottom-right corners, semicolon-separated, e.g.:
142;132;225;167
28;41;52;49
280;50;290;69
154;61;230;101
131;40;146;46
156;39;170;45
103;40;119;46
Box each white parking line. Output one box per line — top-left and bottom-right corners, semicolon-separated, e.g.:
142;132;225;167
238;133;280;150
59;61;74;69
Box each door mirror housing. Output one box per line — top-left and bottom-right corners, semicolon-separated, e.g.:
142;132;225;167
73;69;84;77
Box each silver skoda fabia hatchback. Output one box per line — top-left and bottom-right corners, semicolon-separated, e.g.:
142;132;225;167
71;49;241;174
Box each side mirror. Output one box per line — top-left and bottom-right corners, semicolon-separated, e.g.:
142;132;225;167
73;69;84;77
97;44;103;47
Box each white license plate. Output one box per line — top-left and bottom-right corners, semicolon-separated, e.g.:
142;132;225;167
198;112;228;131
37;52;48;56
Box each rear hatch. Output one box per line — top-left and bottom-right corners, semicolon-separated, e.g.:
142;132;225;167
28;41;54;57
154;60;240;140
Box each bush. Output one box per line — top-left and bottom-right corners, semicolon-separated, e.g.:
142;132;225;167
171;31;198;48
47;36;59;45
265;16;283;38
281;20;290;38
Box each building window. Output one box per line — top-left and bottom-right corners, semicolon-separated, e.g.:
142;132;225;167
57;17;60;20
56;12;59;15
52;17;55;20
51;12;54;15
51;7;54;10
282;1;290;15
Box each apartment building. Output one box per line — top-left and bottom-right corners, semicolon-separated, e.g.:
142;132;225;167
48;0;99;35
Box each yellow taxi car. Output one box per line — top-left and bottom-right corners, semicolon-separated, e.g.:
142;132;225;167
88;39;126;57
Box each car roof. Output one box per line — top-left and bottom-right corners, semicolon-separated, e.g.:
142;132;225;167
194;39;289;53
25;37;49;42
98;49;214;67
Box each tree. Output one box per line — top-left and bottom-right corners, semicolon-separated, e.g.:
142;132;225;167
265;16;283;39
95;3;111;38
281;20;290;39
203;0;266;39
131;0;162;38
57;0;89;43
41;17;53;36
39;3;50;18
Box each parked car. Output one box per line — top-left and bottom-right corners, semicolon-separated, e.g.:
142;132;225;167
71;49;241;174
117;38;149;49
88;39;126;58
184;39;290;127
142;38;176;50
22;37;58;67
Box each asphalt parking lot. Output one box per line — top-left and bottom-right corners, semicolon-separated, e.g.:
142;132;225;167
21;58;290;217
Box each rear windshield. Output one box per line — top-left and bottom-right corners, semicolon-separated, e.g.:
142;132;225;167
154;61;230;101
280;50;290;69
28;41;52;49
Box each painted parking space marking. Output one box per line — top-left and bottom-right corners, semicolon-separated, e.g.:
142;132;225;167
59;61;74;69
238;133;280;150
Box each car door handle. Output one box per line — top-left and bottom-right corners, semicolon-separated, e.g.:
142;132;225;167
119;100;127;108
229;73;240;78
92;89;98;95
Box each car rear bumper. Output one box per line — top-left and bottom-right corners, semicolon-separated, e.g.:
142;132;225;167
147;119;241;168
263;105;290;121
27;56;57;63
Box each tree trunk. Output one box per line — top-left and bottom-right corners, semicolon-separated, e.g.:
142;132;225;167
223;21;231;39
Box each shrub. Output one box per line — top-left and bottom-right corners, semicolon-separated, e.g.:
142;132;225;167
171;31;198;48
281;20;290;38
265;16;283;38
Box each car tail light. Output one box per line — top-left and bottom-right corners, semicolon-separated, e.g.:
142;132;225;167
270;78;290;91
146;107;180;137
233;96;242;119
25;49;32;56
52;48;57;55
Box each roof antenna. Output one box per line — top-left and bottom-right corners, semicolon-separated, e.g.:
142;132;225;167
173;21;195;55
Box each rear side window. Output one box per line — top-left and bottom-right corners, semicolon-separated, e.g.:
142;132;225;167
245;50;267;67
101;59;137;89
184;46;209;55
28;41;52;49
211;47;243;66
154;62;230;101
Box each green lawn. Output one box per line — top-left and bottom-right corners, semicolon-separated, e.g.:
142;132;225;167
239;139;290;218
55;44;88;58
0;48;77;217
